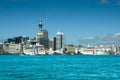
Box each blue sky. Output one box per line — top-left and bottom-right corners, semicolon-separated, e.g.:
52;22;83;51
0;0;120;45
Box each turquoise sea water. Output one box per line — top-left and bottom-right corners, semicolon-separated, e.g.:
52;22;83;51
0;55;120;80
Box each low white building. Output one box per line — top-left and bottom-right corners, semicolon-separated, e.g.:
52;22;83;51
8;43;20;54
3;43;22;54
65;45;75;53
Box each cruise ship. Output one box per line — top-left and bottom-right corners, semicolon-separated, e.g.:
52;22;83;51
80;47;107;55
76;44;112;55
23;42;45;55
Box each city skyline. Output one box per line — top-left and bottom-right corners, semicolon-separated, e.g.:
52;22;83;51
0;0;120;45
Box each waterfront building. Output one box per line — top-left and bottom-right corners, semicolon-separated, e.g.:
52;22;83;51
7;36;27;44
19;43;23;53
65;45;75;53
38;29;49;49
7;38;15;43
14;36;23;44
53;37;56;51
5;43;20;54
3;43;9;53
36;32;44;42
49;39;54;49
56;31;65;52
47;39;54;54
0;43;3;53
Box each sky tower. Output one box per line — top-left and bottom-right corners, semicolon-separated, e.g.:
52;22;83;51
39;19;42;32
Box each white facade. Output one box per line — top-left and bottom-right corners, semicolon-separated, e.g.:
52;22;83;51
56;31;65;51
7;43;20;54
76;44;113;55
65;45;75;53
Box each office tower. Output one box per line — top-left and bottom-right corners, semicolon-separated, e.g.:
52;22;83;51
53;37;56;50
56;31;65;50
7;38;15;43
7;36;23;44
38;29;49;49
14;36;23;44
49;39;54;49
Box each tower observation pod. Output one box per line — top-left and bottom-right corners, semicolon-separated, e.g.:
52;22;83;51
39;19;42;32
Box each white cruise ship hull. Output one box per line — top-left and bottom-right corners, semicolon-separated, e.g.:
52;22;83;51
80;52;107;55
24;45;45;55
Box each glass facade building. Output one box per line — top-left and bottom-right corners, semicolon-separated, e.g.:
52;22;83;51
56;31;65;50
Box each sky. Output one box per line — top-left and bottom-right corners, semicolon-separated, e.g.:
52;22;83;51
0;0;120;45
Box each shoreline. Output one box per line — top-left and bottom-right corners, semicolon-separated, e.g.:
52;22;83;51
0;53;119;56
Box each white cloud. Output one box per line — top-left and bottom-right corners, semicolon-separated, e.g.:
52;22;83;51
84;37;94;40
79;33;120;45
79;36;96;44
114;33;120;37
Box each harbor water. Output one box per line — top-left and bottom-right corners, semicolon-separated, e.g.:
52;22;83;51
0;55;120;80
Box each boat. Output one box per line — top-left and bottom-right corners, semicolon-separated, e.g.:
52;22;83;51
34;44;45;55
23;44;45;55
77;45;111;55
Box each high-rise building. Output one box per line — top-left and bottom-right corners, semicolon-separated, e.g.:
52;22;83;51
56;31;65;50
7;36;24;44
7;38;15;43
49;39;54;49
42;29;48;39
53;37;56;50
36;19;49;49
14;36;23;44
